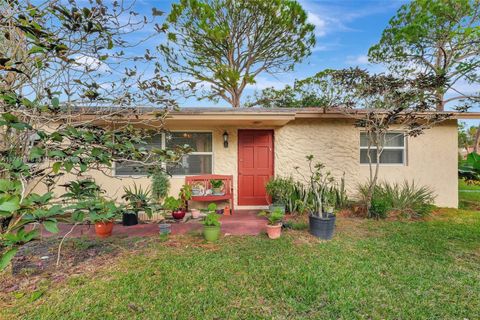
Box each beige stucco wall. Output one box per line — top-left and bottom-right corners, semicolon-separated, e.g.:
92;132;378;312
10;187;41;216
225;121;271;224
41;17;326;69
275;119;458;208
38;118;459;208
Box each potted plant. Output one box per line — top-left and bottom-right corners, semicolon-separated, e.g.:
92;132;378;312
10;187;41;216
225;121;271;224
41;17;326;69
163;196;185;220
210;179;224;195
265;208;284;239
202;203;221;241
121;183;152;226
74;198;119;238
295;155;337;240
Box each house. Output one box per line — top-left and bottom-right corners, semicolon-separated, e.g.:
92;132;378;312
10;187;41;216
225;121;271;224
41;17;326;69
46;107;480;209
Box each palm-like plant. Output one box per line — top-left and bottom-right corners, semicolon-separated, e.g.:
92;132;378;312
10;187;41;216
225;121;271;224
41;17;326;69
122;183;151;213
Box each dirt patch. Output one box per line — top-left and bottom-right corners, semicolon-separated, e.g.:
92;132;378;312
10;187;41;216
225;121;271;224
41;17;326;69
0;235;151;307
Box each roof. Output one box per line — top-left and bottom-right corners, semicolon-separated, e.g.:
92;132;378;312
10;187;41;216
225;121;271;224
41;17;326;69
167;107;480;119
71;106;480;127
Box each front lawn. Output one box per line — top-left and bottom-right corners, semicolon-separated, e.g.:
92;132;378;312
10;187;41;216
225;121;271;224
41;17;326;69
2;209;480;320
459;179;480;210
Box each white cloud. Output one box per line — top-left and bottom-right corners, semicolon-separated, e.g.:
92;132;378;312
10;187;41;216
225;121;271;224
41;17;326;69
73;55;111;73
345;54;370;65
307;12;327;37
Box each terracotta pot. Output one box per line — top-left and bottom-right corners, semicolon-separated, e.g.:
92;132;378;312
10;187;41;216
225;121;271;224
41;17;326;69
172;209;186;220
95;221;114;238
266;223;282;239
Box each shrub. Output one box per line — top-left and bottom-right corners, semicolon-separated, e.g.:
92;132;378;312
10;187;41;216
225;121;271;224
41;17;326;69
151;170;170;202
370;197;390;219
356;180;436;219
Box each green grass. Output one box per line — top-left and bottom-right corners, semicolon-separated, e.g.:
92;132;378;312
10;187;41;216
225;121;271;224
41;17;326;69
459;179;480;210
2;209;480;320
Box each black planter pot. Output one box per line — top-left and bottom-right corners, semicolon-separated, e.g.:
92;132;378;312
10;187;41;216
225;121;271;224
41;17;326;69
122;212;138;226
309;214;336;240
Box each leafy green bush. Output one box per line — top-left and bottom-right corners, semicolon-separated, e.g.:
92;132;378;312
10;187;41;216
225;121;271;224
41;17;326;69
459;152;480;184
370;197;390;219
266;173;349;215
151;170;170;202
357;181;436;219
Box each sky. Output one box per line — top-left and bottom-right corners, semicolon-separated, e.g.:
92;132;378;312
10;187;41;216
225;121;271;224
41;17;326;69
114;0;479;127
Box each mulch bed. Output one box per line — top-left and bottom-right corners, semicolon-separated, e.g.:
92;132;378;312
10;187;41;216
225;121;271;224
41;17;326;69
0;236;149;301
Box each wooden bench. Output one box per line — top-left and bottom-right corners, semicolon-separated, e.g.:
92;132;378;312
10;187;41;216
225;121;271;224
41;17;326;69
185;174;234;215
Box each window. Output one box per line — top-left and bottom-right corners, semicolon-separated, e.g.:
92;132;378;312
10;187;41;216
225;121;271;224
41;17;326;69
114;134;163;176
360;132;406;165
166;132;213;175
114;132;213;176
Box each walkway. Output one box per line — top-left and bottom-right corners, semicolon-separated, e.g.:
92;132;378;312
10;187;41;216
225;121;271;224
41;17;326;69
44;210;267;238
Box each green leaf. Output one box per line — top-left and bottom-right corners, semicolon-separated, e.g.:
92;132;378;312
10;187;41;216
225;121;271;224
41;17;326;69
64;161;73;173
43;219;59;233
48;150;66;158
52;162;62;173
51;97;60;108
0;196;20;214
30;290;44;302
29;146;45;160
0;248;18;270
28;46;45;54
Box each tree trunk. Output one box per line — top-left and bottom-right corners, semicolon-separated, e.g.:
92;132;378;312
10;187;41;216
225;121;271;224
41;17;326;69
436;90;445;111
474;125;480;153
231;93;241;108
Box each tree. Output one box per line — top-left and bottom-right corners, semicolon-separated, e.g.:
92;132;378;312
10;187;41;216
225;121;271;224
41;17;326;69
251;68;450;217
368;0;480;148
458;122;478;153
159;0;315;108
249;75;337;109
0;0;187;270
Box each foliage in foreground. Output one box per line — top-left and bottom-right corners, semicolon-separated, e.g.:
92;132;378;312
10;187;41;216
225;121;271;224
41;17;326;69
2;209;479;319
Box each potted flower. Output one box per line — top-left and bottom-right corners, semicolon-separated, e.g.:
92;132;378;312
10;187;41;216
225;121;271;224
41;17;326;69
202;203;221;241
295;155;337;240
266;208;284;239
121;183;152;226
209;179;224;195
163;196;185;220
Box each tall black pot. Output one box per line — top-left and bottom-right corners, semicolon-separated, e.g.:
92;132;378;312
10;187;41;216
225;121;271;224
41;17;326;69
122;212;138;226
309;214;336;240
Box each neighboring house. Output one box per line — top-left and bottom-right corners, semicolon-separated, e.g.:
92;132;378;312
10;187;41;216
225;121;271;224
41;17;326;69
44;108;480;209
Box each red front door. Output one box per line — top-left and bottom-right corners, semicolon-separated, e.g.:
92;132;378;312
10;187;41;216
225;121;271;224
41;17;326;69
238;130;274;206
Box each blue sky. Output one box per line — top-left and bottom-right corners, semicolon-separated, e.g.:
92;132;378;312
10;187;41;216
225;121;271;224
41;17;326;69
123;0;479;126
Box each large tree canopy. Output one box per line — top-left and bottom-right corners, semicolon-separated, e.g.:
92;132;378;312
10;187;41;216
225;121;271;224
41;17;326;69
159;0;315;108
0;0;187;270
368;0;480;112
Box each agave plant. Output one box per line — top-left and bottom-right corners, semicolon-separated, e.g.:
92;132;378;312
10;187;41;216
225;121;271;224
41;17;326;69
122;183;151;212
